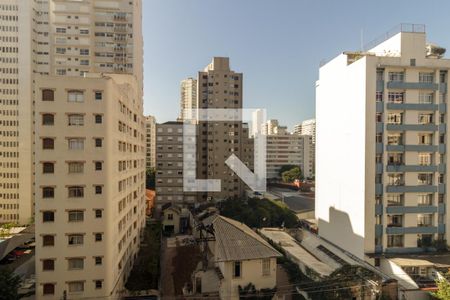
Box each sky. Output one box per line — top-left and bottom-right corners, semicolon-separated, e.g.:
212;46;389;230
143;0;450;130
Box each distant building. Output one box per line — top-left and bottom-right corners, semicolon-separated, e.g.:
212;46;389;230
251;109;265;137
264;120;313;179
294;119;316;143
161;204;190;235
188;215;281;299
179;78;198;120
145;115;156;169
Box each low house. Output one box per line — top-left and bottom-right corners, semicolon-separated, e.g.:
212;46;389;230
187;215;282;299
161;204;190;234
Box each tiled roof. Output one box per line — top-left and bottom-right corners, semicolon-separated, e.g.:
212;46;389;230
203;215;281;262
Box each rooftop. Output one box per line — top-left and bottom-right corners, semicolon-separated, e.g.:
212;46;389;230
203;215;281;262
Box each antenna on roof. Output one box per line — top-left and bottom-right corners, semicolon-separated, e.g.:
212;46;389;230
360;28;364;51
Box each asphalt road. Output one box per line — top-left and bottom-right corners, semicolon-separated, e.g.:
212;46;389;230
269;187;315;212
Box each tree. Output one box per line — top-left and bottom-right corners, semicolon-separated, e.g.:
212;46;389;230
146;167;156;189
281;167;302;183
432;272;450;300
278;165;298;177
0;268;21;300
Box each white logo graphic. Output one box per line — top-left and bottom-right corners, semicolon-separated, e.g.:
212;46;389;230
183;109;266;192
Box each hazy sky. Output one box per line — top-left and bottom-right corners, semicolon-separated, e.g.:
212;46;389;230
143;0;450;130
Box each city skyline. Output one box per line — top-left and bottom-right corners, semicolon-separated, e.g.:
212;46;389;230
142;0;450;129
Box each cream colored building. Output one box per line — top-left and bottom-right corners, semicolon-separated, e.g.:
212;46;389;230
145;115;156;169
0;0;143;225
179;77;197;120
189;215;281;299
316;25;450;264
34;73;146;299
265;120;313;179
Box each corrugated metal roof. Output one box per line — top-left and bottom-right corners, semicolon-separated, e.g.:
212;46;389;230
203;215;281;262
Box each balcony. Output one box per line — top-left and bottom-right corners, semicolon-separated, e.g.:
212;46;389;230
386;103;437;111
386;185;437;193
386;165;438;172
386;206;437;214
386;124;437;131
387;81;439;90
376;80;384;92
386;226;438;234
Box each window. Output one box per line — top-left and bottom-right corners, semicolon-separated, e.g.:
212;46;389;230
42;187;54;198
262;258;270;276
95;210;102;218
376;91;383;102
42;162;54;174
68;114;84;126
419;92;434;104
419;153;432;166
43;235;55;246
68;138;84;150
417;214;433;227
387;133;403;145
68;210;84;222
388;72;404;82
386;194;404;206
419;134;433;145
417;234;433;248
94;280;103;289
80;49;89;55
68;234;84;245
233;261;241;278
95;114;102;124
68;186;84;198
95;161;102;171
68;90;84;102
42;138;54;150
167;213;173;220
418;194;433;206
387;173;404;186
418;113;433;124
68;281;84;293
68;258;84;270
387;153;403;165
42;259;54;271
43;211;54;222
376;69;384;81
42;114;54;125
388;92;404;103
418;173;433;185
95;233;103;242
376;113;383;123
94;256;102;265
419;72;434;83
42;89;54;101
387;113;402;124
387;235;404;247
95;91;102;100
387;215;403;227
43;283;55;295
68;162;84;173
95;185;103;194
95;138;103;147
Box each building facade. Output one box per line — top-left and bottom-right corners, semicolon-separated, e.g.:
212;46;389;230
179;77;197;121
145;115;156;169
316;26;450;262
265;120;313;179
34;74;146;299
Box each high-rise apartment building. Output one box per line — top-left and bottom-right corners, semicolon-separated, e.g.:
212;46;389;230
179;77;197;120
316;25;449;263
196;57;253;201
145;115;156;169
34;74;146;299
265;120;313;179
0;0;143;225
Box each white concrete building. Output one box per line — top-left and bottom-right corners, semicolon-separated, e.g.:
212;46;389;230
145;115;156;169
316;24;449;265
294;119;316;143
179;77;197;121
